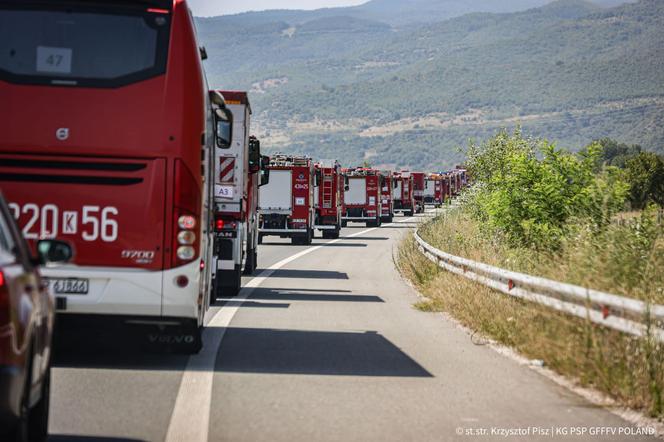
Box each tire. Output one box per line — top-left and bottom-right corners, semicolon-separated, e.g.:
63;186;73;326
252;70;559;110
377;217;382;227
243;245;257;275
291;236;301;245
214;265;241;299
305;229;313;245
331;227;340;239
27;367;50;442
11;348;49;442
406;210;414;217
12;354;31;442
341;220;347;228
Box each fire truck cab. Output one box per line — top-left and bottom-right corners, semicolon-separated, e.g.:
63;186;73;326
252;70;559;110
424;173;444;207
259;155;315;245
392;172;415;217
342;168;383;228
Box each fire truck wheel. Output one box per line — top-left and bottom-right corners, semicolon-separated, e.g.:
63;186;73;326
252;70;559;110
341;220;347;228
214;267;241;298
243;247;257;275
306;229;314;245
406;210;414;217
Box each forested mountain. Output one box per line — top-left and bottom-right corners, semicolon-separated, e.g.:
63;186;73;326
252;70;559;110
197;0;661;170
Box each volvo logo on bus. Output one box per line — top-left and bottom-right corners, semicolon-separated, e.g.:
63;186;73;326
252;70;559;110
56;128;70;141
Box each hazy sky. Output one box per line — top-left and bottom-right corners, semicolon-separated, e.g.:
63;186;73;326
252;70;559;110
189;0;368;17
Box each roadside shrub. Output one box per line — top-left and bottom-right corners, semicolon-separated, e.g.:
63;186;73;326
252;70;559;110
465;129;628;249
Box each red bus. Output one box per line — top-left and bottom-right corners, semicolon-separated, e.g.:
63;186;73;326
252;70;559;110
0;0;224;352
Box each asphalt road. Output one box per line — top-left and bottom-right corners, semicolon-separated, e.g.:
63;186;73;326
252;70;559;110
47;212;658;442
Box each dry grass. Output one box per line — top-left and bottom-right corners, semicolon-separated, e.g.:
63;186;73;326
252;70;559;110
398;224;664;418
417;209;664;304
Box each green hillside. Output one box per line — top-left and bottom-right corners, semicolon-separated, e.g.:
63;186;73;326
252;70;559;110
198;0;662;169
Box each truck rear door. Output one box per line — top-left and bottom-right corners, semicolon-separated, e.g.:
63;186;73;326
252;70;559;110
345;178;367;205
259;169;292;213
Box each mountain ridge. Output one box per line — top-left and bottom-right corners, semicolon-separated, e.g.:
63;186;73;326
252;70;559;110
197;0;661;169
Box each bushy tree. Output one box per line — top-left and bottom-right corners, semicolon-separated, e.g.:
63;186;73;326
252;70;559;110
592;138;642;168
466;130;628;249
625;152;664;209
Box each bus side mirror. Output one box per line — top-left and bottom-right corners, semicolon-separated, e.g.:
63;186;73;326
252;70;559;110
248;137;261;173
214;108;233;149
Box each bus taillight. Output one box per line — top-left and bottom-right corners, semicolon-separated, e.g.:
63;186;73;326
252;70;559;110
173;161;201;266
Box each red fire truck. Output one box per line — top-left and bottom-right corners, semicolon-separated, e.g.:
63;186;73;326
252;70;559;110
314;160;344;239
259;155;315;245
441;173;451;201
411;172;426;213
380;170;395;223
211;91;269;298
456;167;469;189
342;168;383;227
0;0;219;352
392;172;415;217
424;173;444;207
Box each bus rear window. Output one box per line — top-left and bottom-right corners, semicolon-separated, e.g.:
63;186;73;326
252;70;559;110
0;3;170;88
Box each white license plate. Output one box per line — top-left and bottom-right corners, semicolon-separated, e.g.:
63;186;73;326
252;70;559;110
47;278;89;295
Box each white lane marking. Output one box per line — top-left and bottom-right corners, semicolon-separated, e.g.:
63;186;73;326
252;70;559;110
165;226;379;442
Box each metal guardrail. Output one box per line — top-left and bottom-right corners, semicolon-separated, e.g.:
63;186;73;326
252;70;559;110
414;231;664;342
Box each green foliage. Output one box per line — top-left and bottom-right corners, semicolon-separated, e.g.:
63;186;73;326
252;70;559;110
465;129;628;248
586;138;664;209
593;137;642;168
625;152;664;209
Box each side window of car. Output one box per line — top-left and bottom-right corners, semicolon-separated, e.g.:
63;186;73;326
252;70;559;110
0;199;31;268
0;209;18;265
0;211;16;253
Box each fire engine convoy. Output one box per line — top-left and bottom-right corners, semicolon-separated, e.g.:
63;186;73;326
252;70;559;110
314;160;345;238
342;168;384;228
211;91;270;298
259;155;316;245
392;171;416;217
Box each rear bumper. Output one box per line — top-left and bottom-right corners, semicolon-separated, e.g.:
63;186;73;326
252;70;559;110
314;225;337;230
44;260;202;320
0;365;21;433
55;314;201;351
259;228;308;234
342;216;376;221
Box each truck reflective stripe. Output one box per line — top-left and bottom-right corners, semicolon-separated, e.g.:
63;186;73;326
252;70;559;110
219;158;235;183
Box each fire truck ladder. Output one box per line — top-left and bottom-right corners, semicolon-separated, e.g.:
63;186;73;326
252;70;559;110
322;173;333;209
